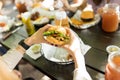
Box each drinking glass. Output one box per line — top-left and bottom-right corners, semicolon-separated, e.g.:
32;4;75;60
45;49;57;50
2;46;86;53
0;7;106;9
102;3;119;32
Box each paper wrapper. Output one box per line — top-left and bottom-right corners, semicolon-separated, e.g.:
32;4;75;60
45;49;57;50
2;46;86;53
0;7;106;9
41;30;91;64
26;30;91;63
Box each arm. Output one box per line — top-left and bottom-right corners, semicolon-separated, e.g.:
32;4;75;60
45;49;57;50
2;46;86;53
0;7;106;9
1;24;50;70
63;29;92;80
61;0;87;12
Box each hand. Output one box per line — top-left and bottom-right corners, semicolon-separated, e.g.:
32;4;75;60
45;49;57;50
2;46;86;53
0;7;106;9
13;70;22;80
24;24;52;46
0;57;21;80
62;29;92;80
62;29;85;68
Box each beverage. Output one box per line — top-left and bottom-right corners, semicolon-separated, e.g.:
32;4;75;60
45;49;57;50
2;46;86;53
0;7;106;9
102;3;119;32
55;11;69;27
105;53;120;80
55;17;69;27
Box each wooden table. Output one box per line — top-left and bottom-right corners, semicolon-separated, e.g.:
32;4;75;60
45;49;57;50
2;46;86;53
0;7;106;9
2;3;120;80
23;22;120;80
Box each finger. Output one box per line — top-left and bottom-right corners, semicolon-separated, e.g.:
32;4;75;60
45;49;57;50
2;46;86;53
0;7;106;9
13;70;22;79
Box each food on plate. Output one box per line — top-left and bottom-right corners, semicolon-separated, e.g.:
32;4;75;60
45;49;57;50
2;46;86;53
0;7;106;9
81;11;94;21
31;44;41;54
31;12;40;21
0;15;14;32
106;45;120;54
70;18;83;26
0;22;6;27
81;4;94;22
43;26;71;46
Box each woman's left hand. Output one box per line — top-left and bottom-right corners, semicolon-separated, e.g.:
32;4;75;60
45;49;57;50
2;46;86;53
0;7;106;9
24;24;52;46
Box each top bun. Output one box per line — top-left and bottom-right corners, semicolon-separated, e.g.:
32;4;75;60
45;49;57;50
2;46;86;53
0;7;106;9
80;4;94;21
43;26;71;46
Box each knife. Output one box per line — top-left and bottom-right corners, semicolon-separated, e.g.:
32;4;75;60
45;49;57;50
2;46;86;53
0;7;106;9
2;27;21;40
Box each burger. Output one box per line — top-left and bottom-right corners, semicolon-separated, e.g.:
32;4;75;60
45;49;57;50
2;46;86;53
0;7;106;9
80;4;95;22
43;26;71;46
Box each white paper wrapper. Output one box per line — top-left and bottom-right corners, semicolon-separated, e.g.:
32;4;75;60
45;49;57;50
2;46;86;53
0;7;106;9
41;30;91;64
26;30;91;63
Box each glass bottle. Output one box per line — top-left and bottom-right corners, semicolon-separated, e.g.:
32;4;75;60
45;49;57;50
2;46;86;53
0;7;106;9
21;12;35;36
105;52;120;80
102;3;119;32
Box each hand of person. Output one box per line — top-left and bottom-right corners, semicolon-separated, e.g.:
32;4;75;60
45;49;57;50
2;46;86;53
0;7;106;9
13;70;22;80
24;24;52;46
0;57;21;80
62;29;85;68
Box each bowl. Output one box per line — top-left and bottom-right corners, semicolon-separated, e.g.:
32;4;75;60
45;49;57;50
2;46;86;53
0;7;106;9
41;43;73;65
106;45;120;54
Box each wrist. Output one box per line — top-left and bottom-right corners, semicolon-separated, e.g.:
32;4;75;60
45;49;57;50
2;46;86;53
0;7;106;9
24;38;32;46
16;45;26;54
18;39;31;51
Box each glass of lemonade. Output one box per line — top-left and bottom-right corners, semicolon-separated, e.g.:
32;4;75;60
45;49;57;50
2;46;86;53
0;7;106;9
102;3;119;32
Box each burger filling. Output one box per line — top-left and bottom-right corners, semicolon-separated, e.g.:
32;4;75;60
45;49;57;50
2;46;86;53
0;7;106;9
43;27;70;43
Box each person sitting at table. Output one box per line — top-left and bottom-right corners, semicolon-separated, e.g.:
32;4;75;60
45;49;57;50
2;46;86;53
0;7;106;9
61;0;87;12
0;24;92;80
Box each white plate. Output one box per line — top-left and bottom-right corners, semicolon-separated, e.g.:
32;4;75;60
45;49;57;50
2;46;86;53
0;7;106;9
41;43;73;65
32;17;49;25
26;44;42;60
69;10;101;29
0;15;15;33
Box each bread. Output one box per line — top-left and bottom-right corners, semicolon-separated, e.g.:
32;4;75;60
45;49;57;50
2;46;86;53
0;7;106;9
81;11;94;21
43;26;70;46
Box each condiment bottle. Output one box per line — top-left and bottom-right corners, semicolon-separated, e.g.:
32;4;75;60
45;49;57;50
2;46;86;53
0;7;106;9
21;12;35;36
102;3;119;32
105;52;120;80
55;11;69;27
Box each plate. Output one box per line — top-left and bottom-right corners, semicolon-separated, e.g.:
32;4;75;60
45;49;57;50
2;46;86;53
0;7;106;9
32;16;50;30
32;16;49;25
41;43;73;65
26;44;43;60
0;15;15;33
69;10;101;29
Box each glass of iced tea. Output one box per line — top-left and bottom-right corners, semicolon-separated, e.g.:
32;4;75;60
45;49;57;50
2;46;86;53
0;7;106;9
102;3;119;32
15;0;27;14
105;52;120;80
55;11;69;27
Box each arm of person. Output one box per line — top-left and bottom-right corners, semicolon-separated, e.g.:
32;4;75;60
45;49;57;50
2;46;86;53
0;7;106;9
1;24;50;70
73;51;92;80
1;40;31;70
63;29;92;80
70;0;84;8
61;0;87;12
0;57;21;80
